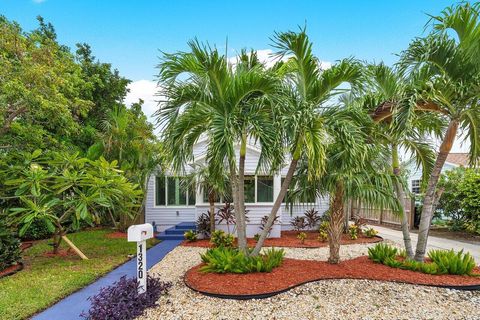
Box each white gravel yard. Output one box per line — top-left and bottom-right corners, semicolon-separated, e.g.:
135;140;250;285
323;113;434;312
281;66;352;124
138;243;480;320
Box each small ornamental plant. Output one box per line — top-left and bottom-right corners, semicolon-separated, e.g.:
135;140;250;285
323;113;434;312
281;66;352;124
363;227;378;238
297;232;307;244
210;230;234;248
253;233;261;242
348;225;358;240
318;221;329;242
81;275;172;320
184;230;197;242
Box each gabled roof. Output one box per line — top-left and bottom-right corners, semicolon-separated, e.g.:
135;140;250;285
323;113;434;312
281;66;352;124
446;153;469;167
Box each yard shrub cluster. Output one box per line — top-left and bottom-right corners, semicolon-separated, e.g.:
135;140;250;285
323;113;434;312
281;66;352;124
81;275;172;320
0;220;21;271
184;230;197;242
437;167;480;235
200;247;285;274
368;243;477;276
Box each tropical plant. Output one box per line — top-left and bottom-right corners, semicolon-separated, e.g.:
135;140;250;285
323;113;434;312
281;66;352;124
290;216;307;231
200;247;285;273
0;220;21;271
3;150;142;257
304;208;321;228
210;230;235;248
318;221;329;242
157;43;279;254
397;2;480;261
80;275;172;320
297;232;307;244
253;233;261;242
428;249;476;275
196;212;212;238
259;214;279;235
368;243;398;264
348;225;358;240
363;227;378;238
253;28;363;255
216;203;236;234
184;230;197;242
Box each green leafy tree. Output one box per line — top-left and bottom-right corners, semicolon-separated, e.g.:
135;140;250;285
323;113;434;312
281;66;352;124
398;3;480;261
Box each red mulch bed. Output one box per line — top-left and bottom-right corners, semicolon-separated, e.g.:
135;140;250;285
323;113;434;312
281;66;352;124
105;232;128;239
185;256;480;297
0;263;23;278
182;231;382;248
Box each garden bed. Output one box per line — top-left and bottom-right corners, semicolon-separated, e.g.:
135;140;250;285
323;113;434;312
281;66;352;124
182;231;382;248
185;256;480;299
0;263;24;279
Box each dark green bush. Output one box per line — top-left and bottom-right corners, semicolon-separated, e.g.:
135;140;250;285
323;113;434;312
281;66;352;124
0;221;21;271
210;230;234;248
200;247;285;273
19;218;54;241
428;249;476;275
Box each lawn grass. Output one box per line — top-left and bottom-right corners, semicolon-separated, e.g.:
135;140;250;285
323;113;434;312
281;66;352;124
0;228;160;320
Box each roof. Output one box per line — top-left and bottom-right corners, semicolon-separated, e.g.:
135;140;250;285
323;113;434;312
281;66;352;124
446;153;469;167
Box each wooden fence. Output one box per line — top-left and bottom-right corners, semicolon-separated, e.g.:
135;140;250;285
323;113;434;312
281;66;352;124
350;197;415;229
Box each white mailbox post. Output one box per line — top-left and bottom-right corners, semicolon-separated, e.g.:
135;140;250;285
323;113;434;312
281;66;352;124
127;223;154;294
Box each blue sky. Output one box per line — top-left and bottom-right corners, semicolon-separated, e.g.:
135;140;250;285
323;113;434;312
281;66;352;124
0;0;468;151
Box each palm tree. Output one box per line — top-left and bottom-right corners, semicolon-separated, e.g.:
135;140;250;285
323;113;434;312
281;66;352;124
361;63;437;258
398;3;480;261
289;106;401;263
156;41;278;253
251;28;362;255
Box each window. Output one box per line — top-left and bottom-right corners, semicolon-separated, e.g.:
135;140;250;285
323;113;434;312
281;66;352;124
155;176;166;206
155;176;195;206
257;176;274;202
411;180;421;194
244;176;256;203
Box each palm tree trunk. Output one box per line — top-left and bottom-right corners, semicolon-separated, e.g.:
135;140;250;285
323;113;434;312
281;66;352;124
328;181;344;264
208;191;216;233
414;120;458;261
235;133;248;252
392;144;414;259
251;142;302;256
229;164;247;253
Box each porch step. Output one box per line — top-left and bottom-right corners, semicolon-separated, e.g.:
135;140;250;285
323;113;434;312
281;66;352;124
156;232;186;240
165;227;190;235
174;222;197;230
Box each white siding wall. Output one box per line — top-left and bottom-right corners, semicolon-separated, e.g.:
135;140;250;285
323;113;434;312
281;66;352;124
145;140;331;236
407;162;458;193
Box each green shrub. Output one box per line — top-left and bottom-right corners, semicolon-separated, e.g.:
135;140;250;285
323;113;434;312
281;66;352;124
318;221;328;242
368;243;398;264
19;218;54;241
210;230;234;248
200;247;285;274
348;225;358;240
363;227;378;238
0;221;21;271
184;230;197;242
428;249;476;275
297;232;307;244
253;233;260;242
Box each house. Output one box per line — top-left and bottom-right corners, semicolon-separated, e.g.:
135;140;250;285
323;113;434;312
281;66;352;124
406;153;470;195
145;138;329;238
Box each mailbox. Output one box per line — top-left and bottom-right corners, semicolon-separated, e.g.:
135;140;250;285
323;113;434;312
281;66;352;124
127;223;154;294
127;223;154;242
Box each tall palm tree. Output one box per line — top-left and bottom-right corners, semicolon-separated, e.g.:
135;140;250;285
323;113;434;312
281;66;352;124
156;41;279;253
252;28;362;255
289;106;401;263
362;63;437;258
398;3;480;261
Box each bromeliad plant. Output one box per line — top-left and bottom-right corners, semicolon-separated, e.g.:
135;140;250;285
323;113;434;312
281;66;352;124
200;247;285;274
3;150;142;258
210;230;234;248
348;225;359;240
184;230;197;242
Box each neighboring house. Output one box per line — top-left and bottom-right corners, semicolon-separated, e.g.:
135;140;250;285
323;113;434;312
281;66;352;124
406;153;470;196
145;138;329;237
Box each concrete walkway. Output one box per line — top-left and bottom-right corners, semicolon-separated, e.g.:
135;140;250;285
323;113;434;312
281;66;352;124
371;225;480;264
33;239;182;320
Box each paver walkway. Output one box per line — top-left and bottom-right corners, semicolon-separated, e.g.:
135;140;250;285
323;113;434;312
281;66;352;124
33;239;182;320
371;225;480;264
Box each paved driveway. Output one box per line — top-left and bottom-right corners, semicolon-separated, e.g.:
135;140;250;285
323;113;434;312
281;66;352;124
370;225;480;264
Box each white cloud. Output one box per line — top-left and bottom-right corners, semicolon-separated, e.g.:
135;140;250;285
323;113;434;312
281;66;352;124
125;80;158;124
